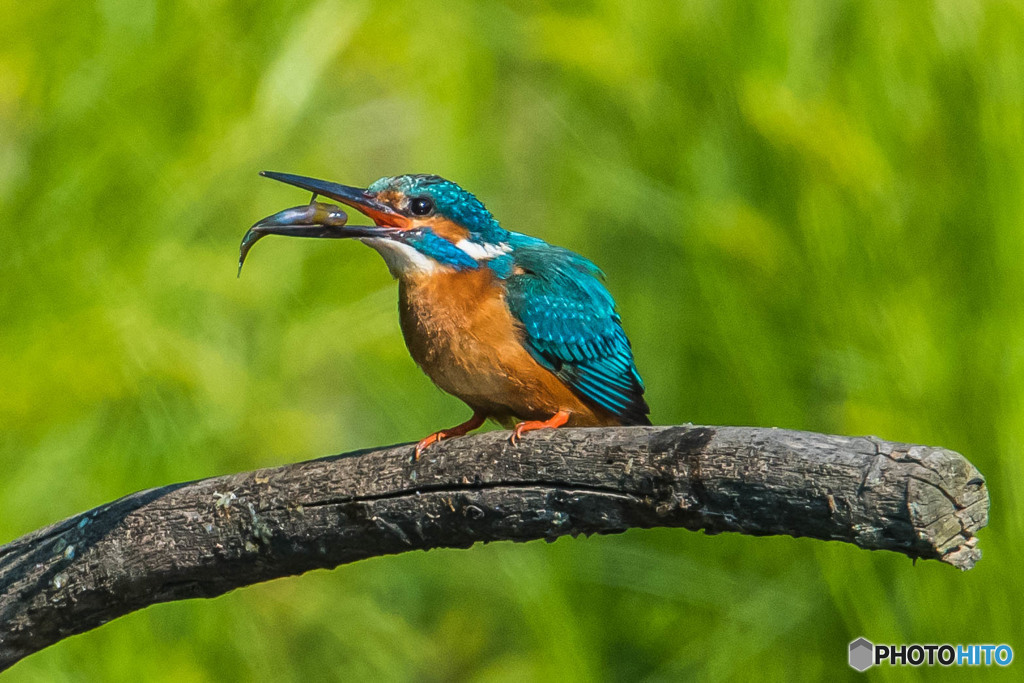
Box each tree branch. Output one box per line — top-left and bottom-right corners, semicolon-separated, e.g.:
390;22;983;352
0;425;988;670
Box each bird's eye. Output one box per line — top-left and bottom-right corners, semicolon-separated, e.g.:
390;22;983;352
410;196;434;216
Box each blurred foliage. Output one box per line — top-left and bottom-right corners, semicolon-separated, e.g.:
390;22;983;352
2;0;1022;679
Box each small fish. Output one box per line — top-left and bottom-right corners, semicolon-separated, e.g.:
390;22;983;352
238;202;350;276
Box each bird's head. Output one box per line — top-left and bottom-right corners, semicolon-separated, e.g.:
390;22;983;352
242;172;511;278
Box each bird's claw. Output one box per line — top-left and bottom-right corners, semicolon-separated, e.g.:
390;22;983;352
509;424;528;445
414;433;442;460
509;410;571;445
413;412;487;460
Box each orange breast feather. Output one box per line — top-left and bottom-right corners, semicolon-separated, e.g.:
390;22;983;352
398;268;617;426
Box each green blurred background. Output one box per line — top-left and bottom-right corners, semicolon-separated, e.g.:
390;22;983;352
2;0;1021;679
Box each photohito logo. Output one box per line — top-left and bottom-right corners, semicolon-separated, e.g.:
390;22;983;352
849;638;1013;671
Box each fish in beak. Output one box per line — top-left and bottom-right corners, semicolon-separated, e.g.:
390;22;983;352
238;172;407;276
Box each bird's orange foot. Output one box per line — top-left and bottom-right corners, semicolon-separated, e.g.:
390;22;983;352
414;412;486;460
510;410;571;445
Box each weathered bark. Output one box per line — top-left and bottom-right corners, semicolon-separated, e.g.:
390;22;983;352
0;425;988;670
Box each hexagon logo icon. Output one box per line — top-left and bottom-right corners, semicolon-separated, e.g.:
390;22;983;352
849;638;874;671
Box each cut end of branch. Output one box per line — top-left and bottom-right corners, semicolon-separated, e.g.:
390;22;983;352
896;444;989;571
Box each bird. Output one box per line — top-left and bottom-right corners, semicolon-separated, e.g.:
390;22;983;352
240;171;650;458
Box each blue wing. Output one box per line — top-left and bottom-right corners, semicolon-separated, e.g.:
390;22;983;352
499;235;650;425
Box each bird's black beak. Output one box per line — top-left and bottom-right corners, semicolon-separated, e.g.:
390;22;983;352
238;172;406;276
259;171;410;228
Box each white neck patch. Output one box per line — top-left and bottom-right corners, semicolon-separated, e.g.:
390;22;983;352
455;239;511;261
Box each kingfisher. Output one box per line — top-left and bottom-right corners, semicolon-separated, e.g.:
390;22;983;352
240;172;650;458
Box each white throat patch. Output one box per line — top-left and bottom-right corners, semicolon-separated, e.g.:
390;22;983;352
360;237;441;279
